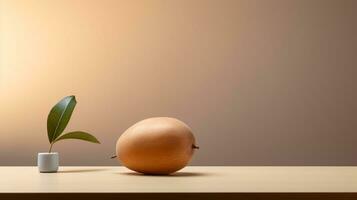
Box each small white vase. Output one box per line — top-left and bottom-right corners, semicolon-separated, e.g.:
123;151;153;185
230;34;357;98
37;152;59;173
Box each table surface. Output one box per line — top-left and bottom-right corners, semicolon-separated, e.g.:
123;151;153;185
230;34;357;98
1;166;357;193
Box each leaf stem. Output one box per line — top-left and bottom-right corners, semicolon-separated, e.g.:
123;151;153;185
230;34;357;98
48;143;54;153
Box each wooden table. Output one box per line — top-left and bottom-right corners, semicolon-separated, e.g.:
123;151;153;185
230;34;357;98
1;166;357;199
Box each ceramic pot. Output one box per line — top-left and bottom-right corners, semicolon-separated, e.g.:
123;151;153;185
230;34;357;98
37;152;59;173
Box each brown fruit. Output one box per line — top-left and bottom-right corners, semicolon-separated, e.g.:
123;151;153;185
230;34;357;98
116;117;198;175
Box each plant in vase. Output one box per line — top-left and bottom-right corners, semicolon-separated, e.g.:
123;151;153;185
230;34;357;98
38;95;100;173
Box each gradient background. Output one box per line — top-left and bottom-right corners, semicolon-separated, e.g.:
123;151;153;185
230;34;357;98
1;0;357;166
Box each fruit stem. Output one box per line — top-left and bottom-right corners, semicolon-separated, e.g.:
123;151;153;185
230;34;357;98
192;144;200;149
110;155;117;159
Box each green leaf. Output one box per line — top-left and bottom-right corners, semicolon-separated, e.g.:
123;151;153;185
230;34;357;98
54;131;100;144
47;96;77;143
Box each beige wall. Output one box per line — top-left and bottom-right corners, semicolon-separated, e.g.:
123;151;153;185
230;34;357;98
1;0;357;166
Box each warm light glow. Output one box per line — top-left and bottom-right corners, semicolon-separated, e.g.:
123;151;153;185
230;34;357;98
1;0;356;166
